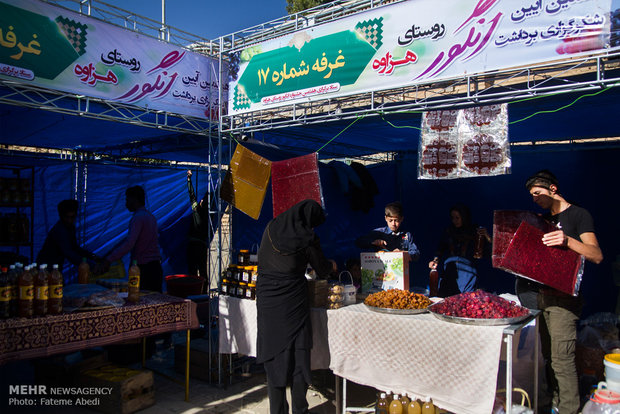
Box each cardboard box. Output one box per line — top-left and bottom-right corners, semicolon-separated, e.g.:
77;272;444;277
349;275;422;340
360;251;409;292
492;210;584;295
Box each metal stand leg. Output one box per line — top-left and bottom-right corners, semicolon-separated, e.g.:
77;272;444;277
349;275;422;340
506;334;513;414
229;353;233;385
534;319;539;414
336;376;375;413
342;377;347;414
142;337;146;368
185;329;190;401
335;375;342;414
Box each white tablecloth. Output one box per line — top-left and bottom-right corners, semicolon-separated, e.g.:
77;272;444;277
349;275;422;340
219;296;519;414
218;295;330;370
327;304;506;414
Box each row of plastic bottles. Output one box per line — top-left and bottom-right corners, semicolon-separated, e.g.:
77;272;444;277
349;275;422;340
0;257;141;318
376;392;437;414
0;262;63;318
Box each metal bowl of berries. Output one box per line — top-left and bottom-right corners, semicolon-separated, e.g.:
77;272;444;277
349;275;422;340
428;290;532;326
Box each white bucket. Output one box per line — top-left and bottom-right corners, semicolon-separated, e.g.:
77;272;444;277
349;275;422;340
604;354;620;393
339;271;357;306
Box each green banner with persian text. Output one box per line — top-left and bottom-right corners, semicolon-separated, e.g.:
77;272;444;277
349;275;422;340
0;2;82;80
238;30;376;105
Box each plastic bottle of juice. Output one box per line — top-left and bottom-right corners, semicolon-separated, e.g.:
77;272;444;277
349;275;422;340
29;263;38;278
78;258;90;284
7;264;18;317
0;267;9;319
400;394;411;411
29;264;39;291
18;264;34;318
34;264;49;316
14;263;25;315
473;227;485;259
376;392;389;414
127;260;140;302
389;394;403;414
421;397;435;414
408;398;422;414
429;267;439;297
48;264;63;315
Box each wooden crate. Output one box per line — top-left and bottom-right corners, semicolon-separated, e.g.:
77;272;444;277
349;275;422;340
308;279;328;308
78;364;154;414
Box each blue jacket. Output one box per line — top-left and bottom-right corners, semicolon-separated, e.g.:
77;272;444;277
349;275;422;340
355;226;420;261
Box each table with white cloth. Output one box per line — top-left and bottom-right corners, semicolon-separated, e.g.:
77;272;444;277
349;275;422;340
328;303;538;414
218;295;538;414
218;295;330;370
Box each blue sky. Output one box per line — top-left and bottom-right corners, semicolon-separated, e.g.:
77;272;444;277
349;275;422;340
100;0;289;40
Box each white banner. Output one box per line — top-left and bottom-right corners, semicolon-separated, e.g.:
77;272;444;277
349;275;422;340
229;0;612;114
0;0;227;120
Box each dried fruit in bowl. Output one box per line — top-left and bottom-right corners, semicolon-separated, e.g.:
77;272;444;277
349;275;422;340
364;289;431;310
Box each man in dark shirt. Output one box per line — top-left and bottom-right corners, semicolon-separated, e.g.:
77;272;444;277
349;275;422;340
516;170;603;414
37;199;98;273
104;186;162;292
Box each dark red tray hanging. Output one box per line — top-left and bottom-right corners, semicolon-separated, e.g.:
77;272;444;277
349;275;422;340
492;210;584;296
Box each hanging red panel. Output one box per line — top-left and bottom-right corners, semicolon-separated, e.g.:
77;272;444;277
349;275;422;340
271;152;324;218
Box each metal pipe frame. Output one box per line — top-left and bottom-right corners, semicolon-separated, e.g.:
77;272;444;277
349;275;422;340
216;0;406;54
0;80;216;136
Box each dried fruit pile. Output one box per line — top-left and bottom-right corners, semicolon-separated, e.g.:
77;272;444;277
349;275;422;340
431;290;529;319
365;289;431;310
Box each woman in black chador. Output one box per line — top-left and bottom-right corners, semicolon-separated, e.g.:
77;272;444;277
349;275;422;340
257;199;334;414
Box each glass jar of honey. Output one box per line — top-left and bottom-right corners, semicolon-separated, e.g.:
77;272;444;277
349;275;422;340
247;282;257;300
237;282;248;298
238;249;250;266
221;278;230;295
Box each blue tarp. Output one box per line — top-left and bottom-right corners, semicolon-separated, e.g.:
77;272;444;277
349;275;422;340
1;83;620;314
1;156;215;282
